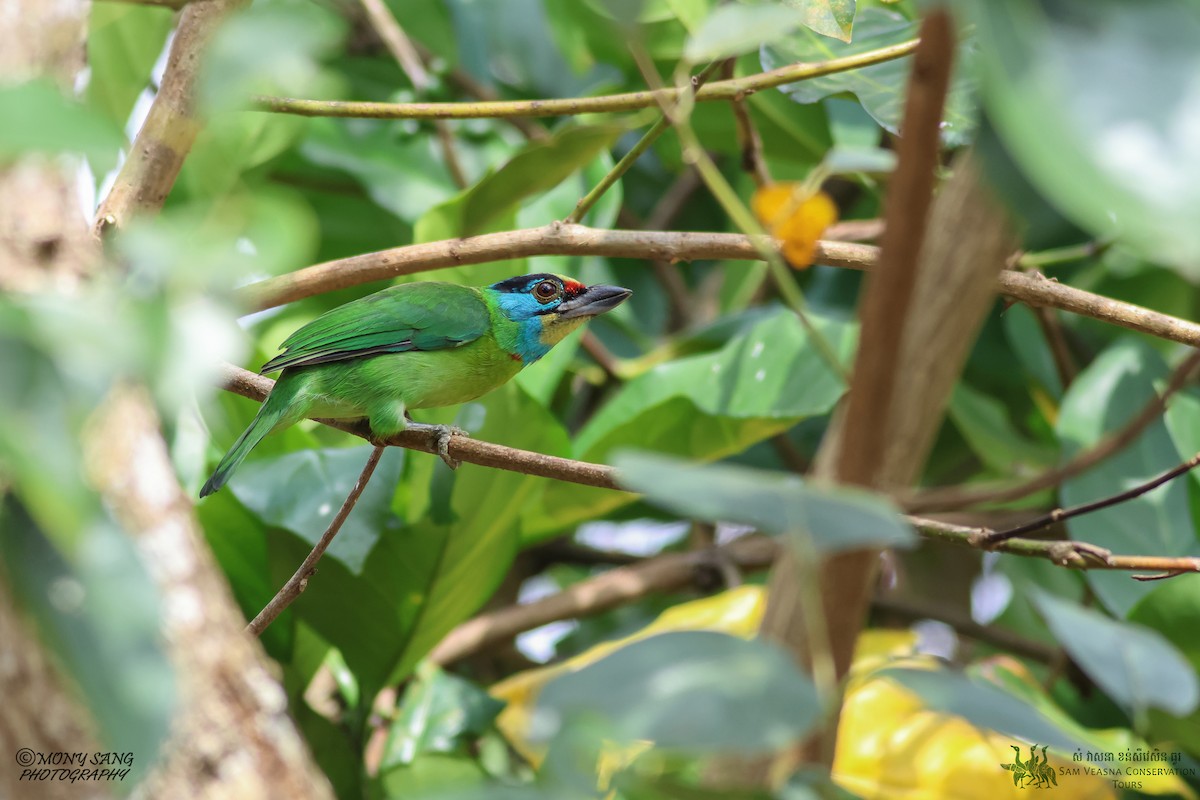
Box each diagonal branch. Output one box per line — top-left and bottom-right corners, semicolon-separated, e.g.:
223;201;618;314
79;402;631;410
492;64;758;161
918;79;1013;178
907;348;1200;512
217;365;1200;579
977;451;1200;547
429;536;778;666
246;446;385;636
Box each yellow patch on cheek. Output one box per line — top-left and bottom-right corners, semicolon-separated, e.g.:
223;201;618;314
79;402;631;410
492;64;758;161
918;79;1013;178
539;313;588;346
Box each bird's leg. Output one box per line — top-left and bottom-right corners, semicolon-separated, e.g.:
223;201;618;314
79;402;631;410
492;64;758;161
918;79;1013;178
403;420;469;469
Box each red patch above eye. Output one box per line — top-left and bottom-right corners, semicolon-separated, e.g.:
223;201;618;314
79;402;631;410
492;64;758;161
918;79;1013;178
563;279;586;296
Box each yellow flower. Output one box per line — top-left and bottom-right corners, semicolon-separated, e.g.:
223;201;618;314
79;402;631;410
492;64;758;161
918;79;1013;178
752;183;838;268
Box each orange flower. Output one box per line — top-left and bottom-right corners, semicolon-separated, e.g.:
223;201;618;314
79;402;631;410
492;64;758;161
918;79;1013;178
752;183;838;268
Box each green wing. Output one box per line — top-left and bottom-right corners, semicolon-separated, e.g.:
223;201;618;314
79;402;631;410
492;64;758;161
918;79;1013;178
260;283;489;373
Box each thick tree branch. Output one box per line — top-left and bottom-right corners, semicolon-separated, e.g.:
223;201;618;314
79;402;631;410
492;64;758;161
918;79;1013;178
429;536;778;666
93;0;248;235
247;446;385;636
253;39;919;120
755;14;962;774
235;225;1200;350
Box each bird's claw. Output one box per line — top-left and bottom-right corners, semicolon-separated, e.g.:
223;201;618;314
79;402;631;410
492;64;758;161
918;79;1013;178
405;422;468;469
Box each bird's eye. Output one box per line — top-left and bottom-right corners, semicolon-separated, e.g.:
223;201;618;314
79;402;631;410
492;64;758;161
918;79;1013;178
534;280;561;302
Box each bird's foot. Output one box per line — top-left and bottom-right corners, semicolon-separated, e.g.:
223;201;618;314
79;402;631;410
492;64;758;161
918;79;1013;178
405;422;468;469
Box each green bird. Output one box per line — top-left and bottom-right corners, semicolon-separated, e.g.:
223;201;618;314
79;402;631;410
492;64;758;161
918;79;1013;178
201;273;631;497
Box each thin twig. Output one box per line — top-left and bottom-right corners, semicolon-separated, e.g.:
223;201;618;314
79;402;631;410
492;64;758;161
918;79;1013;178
253;39;920;120
626;170;706;331
723;59;771;186
978;451;1200;546
246;446;386;636
357;0;467;187
567;62;722;225
1034;306;1078;388
907;348;1200;512
579;331;621;380
916;516;1200;575
409;39;546;141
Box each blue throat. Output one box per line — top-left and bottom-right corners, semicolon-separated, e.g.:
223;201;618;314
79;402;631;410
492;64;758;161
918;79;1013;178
492;290;554;362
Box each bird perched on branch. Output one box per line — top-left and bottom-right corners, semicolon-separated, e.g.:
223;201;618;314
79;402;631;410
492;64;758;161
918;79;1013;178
201;273;631;497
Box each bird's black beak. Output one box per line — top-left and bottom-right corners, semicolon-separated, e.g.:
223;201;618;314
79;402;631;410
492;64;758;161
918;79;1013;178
555;284;632;319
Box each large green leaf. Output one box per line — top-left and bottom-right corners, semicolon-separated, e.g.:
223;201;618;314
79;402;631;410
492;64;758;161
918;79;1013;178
968;0;1200;279
1032;590;1199;719
299;118;465;224
382;662;505;769
86;3;174;129
948;381;1056;475
576;308;851;457
1057;339;1198;616
521;308;853;540
0;80;124;173
276;383;568;697
536;631;821;753
179;111;309;199
229;445;405;574
761;8;977;147
429;124;624;237
615;452;915;553
199;0;347;113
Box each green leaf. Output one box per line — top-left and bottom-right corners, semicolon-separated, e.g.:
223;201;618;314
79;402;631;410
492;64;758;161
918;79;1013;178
948;382;1055;475
383;663;505;768
1032;590;1199;719
576;308;851;457
278;384;568;696
521;308;853;540
86;4;174;128
614;452;915;553
684;4;808;62
1057;339;1199;615
299;118;463;224
180;111;308;199
536;631;821;753
761;8;977;147
0;79;124;173
200;0;347;113
785;0;855;43
229;446;405;575
968;0;1200;280
457;124;624;236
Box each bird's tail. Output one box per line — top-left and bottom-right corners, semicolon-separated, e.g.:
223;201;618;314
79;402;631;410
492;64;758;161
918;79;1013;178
200;382;298;498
